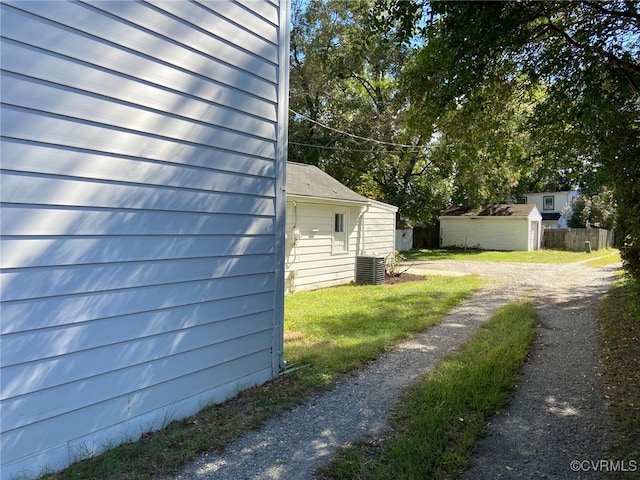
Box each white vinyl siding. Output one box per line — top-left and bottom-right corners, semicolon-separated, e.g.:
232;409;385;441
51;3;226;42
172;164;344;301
284;198;397;293
0;1;288;478
362;201;397;256
285;201;365;292
440;214;542;252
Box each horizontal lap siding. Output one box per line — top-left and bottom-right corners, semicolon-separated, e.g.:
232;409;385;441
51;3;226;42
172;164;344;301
285;201;364;292
440;218;528;251
363;202;397;256
0;1;286;477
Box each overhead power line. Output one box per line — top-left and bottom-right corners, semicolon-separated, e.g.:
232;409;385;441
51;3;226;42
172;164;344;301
289;108;427;151
288;141;382;153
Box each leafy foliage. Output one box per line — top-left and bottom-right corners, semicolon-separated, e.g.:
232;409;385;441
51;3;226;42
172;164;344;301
567;188;616;229
290;0;639;277
386;0;640;278
289;0;452;225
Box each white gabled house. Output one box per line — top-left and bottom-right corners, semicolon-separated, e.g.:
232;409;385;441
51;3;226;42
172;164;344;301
522;189;580;229
439;204;543;251
0;1;289;478
285;163;398;293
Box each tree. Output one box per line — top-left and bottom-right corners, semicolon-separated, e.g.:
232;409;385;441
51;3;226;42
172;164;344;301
288;0;452;225
568;188;616;229
386;0;640;278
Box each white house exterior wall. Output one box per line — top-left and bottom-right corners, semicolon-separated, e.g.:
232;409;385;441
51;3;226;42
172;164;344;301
285;199;364;292
524;191;579;228
362;201;397;256
0;1;289;478
440;217;537;251
284;198;397;293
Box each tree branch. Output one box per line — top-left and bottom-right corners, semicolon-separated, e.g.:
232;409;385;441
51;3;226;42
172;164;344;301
583;1;640;25
539;17;640;94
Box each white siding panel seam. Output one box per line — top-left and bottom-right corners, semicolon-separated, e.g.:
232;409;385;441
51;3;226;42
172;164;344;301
1;274;276;334
2;69;277;141
1;292;275;338
142;1;278;55
0;203;276;221
0;269;275;305
196;0;279;37
1;138;276;181
1;344;275;435
84;1;279;73
1;305;275;357
1;324;275;387
1;171;277;207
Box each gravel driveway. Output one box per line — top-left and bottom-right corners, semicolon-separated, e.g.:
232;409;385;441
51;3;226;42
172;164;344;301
172;258;620;480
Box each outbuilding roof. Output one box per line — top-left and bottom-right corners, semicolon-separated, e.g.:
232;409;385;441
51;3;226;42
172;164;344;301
441;204;539;217
286;162;369;204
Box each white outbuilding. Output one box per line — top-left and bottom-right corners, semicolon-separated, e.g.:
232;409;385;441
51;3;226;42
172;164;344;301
439;204;542;251
285;162;398;292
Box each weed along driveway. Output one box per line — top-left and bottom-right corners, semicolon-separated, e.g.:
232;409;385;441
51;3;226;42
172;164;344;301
164;254;621;480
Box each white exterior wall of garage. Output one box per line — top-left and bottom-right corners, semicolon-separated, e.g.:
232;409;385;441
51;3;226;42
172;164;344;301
284;197;397;293
439;205;542;251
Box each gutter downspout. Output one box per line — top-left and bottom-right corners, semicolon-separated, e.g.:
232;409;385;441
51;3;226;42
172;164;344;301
273;0;290;374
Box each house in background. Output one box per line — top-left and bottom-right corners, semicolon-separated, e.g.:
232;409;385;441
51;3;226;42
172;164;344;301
285;162;397;293
439;204;542;251
0;1;289;478
522;188;580;229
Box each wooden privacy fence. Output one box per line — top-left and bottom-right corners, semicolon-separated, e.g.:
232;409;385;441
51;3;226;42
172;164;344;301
413;225;440;249
543;228;615;251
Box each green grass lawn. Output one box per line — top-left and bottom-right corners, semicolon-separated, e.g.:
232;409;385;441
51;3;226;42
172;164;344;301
599;273;640;464
404;248;619;264
285;275;482;387
42;275;482;480
317;302;537;480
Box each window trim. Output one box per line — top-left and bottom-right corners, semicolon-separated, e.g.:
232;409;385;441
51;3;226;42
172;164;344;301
543;195;555;211
332;210;348;255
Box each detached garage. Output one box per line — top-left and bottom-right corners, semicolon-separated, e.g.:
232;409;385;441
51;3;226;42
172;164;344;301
285;163;397;293
439;204;542;251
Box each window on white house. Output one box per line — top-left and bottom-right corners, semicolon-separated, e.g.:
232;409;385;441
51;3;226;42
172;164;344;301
332;211;347;254
334;213;344;233
543;196;554;211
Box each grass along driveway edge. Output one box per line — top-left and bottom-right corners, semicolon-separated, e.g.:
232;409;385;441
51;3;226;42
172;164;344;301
404;248;619;264
317;301;537;480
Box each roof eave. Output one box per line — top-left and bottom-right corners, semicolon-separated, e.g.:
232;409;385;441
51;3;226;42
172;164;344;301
287;193;369;206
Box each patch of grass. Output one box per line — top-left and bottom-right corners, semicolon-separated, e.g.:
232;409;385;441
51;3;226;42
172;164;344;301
599;273;640;463
404;248;618;264
317;302;537;480
285;275;482;387
582;250;622;268
40;276;481;480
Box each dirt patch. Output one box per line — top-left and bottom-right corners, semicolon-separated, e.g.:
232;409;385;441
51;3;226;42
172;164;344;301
384;272;426;284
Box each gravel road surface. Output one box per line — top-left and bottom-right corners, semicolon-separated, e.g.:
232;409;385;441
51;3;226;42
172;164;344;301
172;258;620;480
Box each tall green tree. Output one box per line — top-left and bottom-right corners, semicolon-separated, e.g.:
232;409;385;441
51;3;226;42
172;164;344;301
386;0;640;277
288;0;451;224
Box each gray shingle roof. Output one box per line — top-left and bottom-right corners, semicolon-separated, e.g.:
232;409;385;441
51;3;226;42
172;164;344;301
441;204;538;217
286;162;369;204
